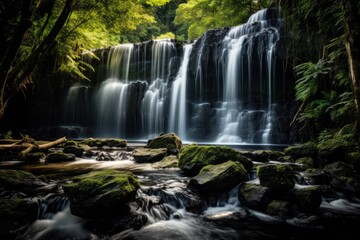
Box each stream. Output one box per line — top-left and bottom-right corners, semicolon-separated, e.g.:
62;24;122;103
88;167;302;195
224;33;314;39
1;147;360;240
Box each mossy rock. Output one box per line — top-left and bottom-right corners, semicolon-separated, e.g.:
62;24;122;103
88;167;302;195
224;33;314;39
346;152;360;174
266;200;293;219
80;138;104;147
153;155;179;169
302;168;326;185
291;187;322;213
133;148;167;163
317;139;351;163
103;138;127;148
64;140;78;147
323;161;357;179
146;133;182;154
284;142;317;159
330;176;360;195
277;155;294;163
238;183;271;210
63;145;84;157
178;145;253;176
0;198;38;238
63;170;140;218
23;152;46;162
0;169;46;191
257;164;295;196
295;157;314;170
187;161;247;194
45;152;76;162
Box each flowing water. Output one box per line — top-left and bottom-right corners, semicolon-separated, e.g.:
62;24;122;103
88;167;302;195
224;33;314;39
1;151;359;240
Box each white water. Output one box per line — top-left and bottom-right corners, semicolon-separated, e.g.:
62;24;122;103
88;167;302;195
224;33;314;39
168;44;193;140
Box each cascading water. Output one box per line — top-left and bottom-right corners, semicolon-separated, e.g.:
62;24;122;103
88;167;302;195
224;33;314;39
63;8;289;144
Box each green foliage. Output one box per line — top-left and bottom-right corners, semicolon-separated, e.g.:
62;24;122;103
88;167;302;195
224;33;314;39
154;32;176;40
174;0;271;40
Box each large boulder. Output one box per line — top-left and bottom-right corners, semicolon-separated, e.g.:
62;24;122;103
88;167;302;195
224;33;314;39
291;187;322;213
317;139;349;163
240;150;284;162
153;155;179;169
0;169;46;192
146;133;182;154
178;145;253;176
284;142;317;159
63;170;140;218
187;161;247;194
330;176;360;195
238;183;271;210
266;200;293;219
133;148;167;163
323;161;357;179
63;145;85;157
22;152;46;162
257;164;295;196
45;152;76;162
0;198;38;238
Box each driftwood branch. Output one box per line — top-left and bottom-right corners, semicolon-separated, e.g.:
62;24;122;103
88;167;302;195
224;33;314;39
0;136;67;155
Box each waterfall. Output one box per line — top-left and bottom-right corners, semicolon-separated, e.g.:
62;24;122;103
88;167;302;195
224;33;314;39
62;8;289;144
168;44;193;140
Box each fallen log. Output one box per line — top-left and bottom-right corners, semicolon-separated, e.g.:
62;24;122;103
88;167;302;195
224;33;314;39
0;136;67;155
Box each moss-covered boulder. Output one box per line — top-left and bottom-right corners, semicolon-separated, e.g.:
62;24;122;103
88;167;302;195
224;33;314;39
0;198;38;238
291;187;322;213
63;170;140;218
103;138;127;148
153;155;179;169
0;169;46;191
63;145;85;157
330;176;360;195
302;168;326;185
295;157;314;170
187;161;247;194
80;138;127;148
133;148;167;163
178;145;253;176
284;142;317;159
238;183;271;210
323;161;357;179
45;152;76;162
257;164;295;196
266;200;293;219
317;139;349;163
22;152;46;162
64;140;78;147
146;133;182;154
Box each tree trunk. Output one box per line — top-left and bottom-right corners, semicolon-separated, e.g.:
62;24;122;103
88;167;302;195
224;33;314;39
0;0;33;117
341;0;360;139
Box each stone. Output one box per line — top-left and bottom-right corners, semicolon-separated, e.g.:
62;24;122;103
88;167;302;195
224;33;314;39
266;200;293;219
0;169;46;191
323;161;357;179
45;152;76;162
330;176;360;195
187;161;247;194
302;168;326;185
64;140;78;147
291;187;322;213
0;198;38;238
153;155;179;169
284;142;317;159
178;145;253;176
146;132;182;154
103;138;127;148
22;152;46;162
63;170;140;219
238;183;271;210
257;164;295;196
295;157;314;169
133;148;167;163
63;145;84;157
317;139;349;163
